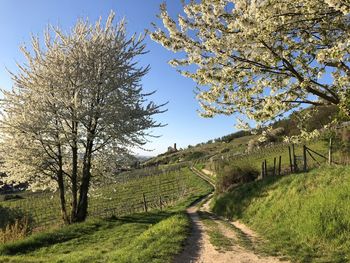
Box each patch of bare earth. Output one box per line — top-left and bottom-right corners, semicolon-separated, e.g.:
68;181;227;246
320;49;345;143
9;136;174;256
174;184;288;263
201;169;215;177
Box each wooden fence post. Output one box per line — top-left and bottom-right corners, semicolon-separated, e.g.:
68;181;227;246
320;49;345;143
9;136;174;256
264;159;267;177
143;193;148;213
328;137;333;165
261;161;265;179
159;196;162;211
273;157;276;176
292;144;297;172
303;145;307;172
288;146;293;173
278;156;282;176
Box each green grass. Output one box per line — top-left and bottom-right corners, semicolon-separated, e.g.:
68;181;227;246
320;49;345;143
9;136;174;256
212;165;350;262
0;168;213;263
0;167;208;230
198;211;234;252
144;133;255;166
208;140;330;174
0;212;188;263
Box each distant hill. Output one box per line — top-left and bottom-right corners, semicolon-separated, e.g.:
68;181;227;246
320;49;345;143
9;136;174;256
135;155;153;162
143;105;341;167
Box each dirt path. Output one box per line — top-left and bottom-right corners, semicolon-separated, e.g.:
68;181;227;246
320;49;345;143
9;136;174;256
174;169;288;263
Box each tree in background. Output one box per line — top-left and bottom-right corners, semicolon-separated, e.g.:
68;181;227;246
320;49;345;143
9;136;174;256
151;0;350;134
0;12;164;223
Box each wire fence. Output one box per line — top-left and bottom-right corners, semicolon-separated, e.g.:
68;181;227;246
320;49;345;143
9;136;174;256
0;165;197;230
195;138;349;182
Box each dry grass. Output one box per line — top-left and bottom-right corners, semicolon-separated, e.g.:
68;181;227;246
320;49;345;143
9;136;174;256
0;217;32;244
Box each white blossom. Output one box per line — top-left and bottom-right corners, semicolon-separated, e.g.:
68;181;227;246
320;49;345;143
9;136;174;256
151;0;350;128
0;12;163;222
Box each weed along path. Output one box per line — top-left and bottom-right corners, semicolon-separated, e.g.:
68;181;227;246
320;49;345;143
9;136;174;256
174;167;288;263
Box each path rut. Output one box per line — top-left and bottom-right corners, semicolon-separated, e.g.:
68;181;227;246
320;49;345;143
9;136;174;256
174;168;288;263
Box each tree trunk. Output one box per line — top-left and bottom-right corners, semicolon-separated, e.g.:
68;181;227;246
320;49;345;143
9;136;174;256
75;139;94;222
57;168;69;224
56;143;69;224
70;145;78;222
70;117;79;223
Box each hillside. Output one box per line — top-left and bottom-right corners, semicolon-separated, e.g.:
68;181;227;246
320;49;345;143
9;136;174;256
0;167;209;230
0;104;348;263
143;106;342;170
212;165;350;262
144;132;256;166
0;168;213;262
144;105;340;167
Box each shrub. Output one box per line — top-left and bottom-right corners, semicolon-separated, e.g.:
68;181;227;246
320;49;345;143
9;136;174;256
216;165;259;193
220;148;230;153
0;217;32;244
0;206;34;244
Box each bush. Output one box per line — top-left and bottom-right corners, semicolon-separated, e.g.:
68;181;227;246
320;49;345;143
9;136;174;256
220;148;230;153
216;165;259;193
0;217;32;244
0;206;34;244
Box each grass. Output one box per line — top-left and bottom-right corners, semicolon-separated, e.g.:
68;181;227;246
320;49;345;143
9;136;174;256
208;140;330;175
198;211;234;252
0;212;188;263
212;165;350;262
0;167;207;230
0;168;213;262
144;133;255;166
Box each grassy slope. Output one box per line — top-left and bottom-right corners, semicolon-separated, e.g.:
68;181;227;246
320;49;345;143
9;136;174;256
144;134;255;166
212;165;350;262
207;140;329;174
0;168;213;263
0;167;201;229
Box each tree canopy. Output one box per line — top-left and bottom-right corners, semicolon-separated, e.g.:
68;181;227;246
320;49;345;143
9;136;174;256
151;0;350;130
0;12;163;222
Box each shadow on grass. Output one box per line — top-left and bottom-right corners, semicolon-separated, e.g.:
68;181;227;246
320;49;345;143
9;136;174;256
115;211;176;224
212;173;294;220
0;210;176;256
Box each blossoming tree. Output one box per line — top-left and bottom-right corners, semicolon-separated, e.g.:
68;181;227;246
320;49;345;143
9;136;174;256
0;12;164;223
151;0;350;130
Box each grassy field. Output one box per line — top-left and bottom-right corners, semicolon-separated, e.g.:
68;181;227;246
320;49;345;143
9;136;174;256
212;165;350;262
0;167;205;230
0;168;213;262
205;139;330;175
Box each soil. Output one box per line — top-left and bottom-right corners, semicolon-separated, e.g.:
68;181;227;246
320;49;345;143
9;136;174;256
173;169;289;263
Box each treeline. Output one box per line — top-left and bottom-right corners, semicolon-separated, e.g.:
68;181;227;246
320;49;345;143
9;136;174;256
209;130;251;144
207;105;340;146
272;105;340;137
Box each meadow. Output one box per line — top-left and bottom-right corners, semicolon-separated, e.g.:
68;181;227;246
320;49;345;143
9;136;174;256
0;166;210;231
0;167;213;262
212;165;350;262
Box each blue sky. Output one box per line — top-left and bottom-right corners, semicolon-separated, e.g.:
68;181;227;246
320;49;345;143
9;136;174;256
0;0;239;156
